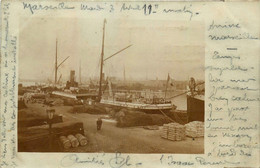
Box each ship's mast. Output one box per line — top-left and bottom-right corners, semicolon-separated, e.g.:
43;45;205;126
54;38;70;86
98;19;107;101
97;19;132;101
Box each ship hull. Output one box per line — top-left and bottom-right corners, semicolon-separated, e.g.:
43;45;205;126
100;99;173;113
187;95;204;122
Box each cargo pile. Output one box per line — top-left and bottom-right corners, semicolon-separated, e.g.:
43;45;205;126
72;105;107;114
59;133;88;149
185;121;204;138
18;108;63;128
52;99;64;106
18;121;85;152
59;136;72;149
75;133;88;146
116;109;172;127
161;122;186;141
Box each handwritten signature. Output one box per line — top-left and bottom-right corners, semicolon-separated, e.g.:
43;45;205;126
60;152;142;168
60;153;105;167
109;152;142;168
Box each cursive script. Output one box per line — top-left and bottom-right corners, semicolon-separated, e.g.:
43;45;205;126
163;4;199;20
109;152;142;168
22;2;75;14
60;154;105;167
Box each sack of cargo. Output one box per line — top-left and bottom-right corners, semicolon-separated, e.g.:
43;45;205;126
185;121;204;138
161;124;169;139
161;122;186;141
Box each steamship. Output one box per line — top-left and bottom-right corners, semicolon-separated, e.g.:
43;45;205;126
96;19;176;113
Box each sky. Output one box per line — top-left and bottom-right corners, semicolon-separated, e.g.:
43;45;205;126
19;18;204;83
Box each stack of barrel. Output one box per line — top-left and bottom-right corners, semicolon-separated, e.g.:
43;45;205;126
185;121;204;138
161;123;186;141
59;133;88;149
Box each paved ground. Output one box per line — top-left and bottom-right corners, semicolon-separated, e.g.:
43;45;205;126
25;103;204;154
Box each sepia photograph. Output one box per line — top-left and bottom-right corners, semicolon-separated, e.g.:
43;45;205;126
18;17;205;153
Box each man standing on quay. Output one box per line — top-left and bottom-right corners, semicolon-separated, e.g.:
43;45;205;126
97;118;102;131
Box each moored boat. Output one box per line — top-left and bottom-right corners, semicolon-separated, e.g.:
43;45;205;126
100;98;175;113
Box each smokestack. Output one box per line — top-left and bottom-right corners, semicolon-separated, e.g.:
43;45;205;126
70;70;75;84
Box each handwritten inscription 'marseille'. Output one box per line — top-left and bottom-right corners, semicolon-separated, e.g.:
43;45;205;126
208;33;259;41
22;2;75;14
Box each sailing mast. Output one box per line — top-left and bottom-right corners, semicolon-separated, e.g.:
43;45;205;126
97;19;132;101
98;19;107;102
54;38;70;86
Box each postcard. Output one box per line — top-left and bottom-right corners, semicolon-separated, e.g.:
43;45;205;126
0;1;259;168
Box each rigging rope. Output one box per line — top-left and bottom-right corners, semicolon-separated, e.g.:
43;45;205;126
167;91;188;99
173;111;185;125
154;100;186;125
166;82;205;100
157;108;175;122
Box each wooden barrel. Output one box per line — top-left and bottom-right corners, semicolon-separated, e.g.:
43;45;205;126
75;134;88;146
67;135;79;148
59;136;71;149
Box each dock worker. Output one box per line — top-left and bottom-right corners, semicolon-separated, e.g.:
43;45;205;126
189;77;196;96
96;118;103;131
